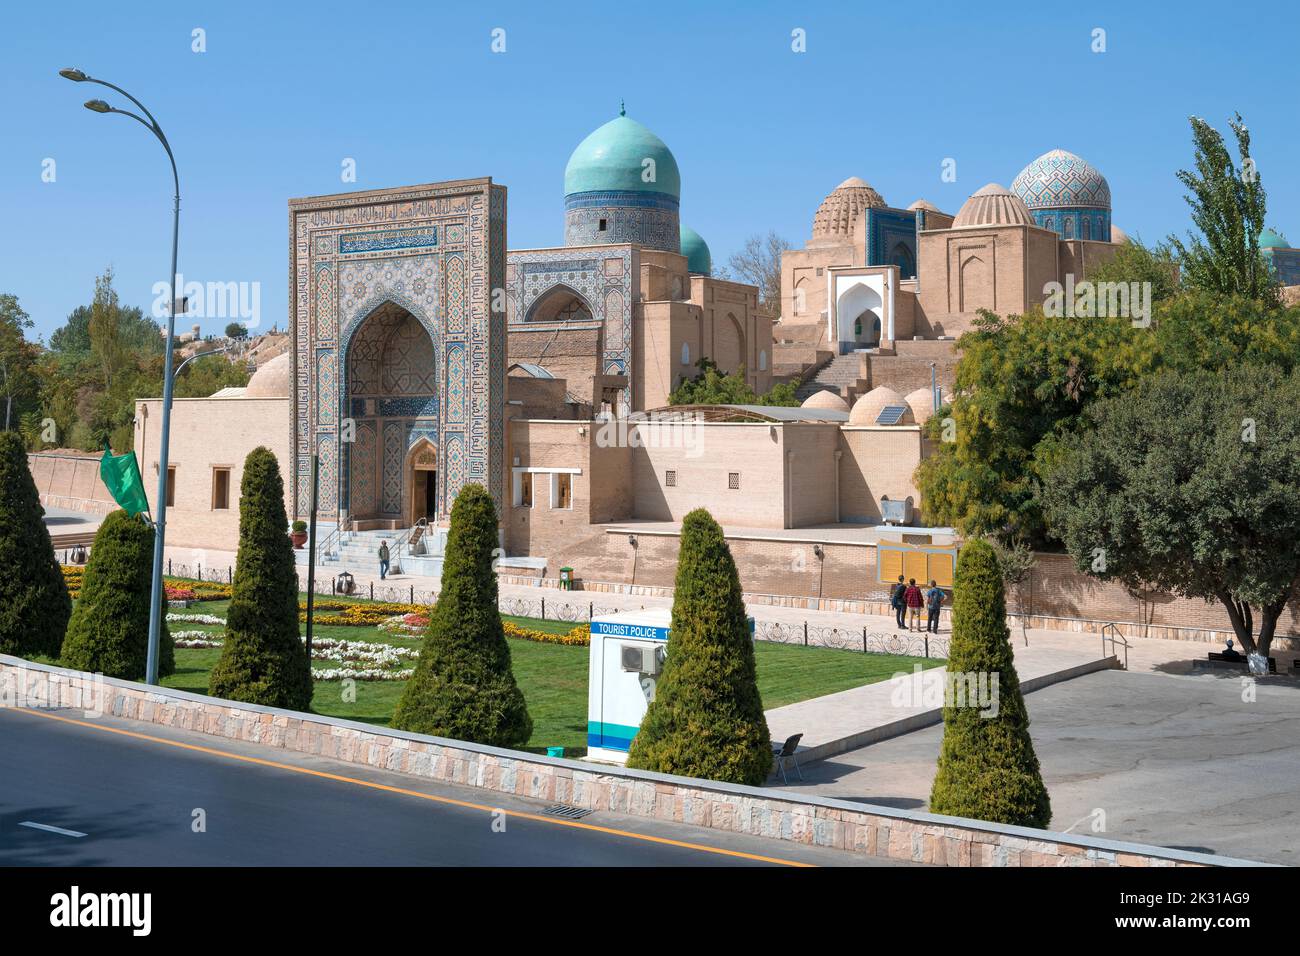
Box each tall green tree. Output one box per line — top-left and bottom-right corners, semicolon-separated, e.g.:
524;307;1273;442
929;539;1050;827
0;432;71;657
393;483;531;746
1168;113;1278;305
89;268;127;390
61;510;175;679
627;509;772;785
1041;366;1300;663
209;447;313;708
0;294;41;431
916;307;1157;547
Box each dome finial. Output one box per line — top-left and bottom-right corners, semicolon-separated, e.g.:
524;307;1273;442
619;99;625;117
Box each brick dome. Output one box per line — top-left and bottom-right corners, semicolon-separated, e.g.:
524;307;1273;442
812;177;887;242
801;389;850;412
904;387;936;425
952;183;1035;229
246;351;291;398
849;385;912;425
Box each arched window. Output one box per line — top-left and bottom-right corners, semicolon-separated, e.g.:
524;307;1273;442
681;342;691;365
759;350;767;371
1063;216;1075;240
1082;218;1091;241
854;318;862;336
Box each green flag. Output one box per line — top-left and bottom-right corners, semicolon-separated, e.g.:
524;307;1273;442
100;442;150;518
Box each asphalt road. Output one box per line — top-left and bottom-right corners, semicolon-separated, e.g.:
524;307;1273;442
787;669;1299;864
0;707;890;867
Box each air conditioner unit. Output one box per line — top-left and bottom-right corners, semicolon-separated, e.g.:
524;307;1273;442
880;495;915;526
620;643;662;675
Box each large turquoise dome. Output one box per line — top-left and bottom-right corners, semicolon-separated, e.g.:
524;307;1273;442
679;225;711;275
1011;149;1111;211
563;112;681;199
1010;148;1112;241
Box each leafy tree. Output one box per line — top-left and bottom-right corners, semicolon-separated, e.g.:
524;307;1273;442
916;307;1156;547
225;322;248;340
209;447;313;709
393;483;532;746
668;357;800;407
1085;239;1181;303
1041;366;1300;663
0;432;71;657
918;297;1300;548
0;294;41;431
929;539;1050;827
61;510;175;679
1168;113;1278;305
627;508;772;784
89;268;127;389
173;353;250;398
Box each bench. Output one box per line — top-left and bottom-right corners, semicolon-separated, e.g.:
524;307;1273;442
1191;652;1277;674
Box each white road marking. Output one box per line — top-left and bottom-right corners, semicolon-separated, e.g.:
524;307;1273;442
18;821;87;838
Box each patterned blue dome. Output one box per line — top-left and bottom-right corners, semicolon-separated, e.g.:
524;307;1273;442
1011;149;1111;211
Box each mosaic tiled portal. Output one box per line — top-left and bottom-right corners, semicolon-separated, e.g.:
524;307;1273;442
289;179;506;522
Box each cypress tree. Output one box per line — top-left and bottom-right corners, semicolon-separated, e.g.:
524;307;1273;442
393;483;531;747
929;538;1051;827
0;431;71;657
627;508;771;785
61;509;175;679
209;447;312;709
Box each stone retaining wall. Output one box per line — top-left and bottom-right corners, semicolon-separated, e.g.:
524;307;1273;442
1;655;1260;868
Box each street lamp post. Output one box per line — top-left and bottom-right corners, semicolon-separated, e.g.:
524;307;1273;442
61;68;180;685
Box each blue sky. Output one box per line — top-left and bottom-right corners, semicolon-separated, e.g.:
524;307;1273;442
2;0;1298;341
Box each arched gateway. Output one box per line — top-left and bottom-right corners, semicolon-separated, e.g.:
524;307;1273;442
287;178;507;528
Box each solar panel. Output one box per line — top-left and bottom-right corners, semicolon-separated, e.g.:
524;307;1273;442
876;404;908;425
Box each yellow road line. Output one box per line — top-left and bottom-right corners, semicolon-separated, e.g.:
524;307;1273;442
9;707;813;867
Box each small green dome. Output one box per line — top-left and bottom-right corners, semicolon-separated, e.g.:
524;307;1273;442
1259;228;1290;250
564;111;681;199
680;225;711;275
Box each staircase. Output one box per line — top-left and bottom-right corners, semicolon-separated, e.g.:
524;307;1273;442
794;351;871;403
297;524;451;581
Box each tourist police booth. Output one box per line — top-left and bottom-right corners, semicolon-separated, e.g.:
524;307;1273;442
586;607;754;764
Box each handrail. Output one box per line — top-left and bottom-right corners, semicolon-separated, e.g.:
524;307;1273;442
1101;623;1130;670
389;516;429;571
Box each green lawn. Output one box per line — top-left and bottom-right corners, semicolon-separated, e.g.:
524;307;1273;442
120;594;945;756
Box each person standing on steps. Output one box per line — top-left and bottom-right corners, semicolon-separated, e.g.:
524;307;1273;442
378;540;390;580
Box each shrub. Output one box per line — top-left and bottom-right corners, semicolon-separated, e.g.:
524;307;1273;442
0;432;71;657
393;483;532;747
627;509;772;784
929;539;1051;827
61;510;175;679
208;448;313;709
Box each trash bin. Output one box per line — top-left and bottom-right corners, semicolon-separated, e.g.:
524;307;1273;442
546;746;565;758
559;567;573;591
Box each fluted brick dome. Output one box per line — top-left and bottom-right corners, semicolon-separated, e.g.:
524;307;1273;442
812;177;887;241
952;183;1035;229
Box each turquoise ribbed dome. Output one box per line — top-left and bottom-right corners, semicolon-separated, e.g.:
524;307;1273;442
564;112;681;199
679;225;711;274
1259;228;1290;250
